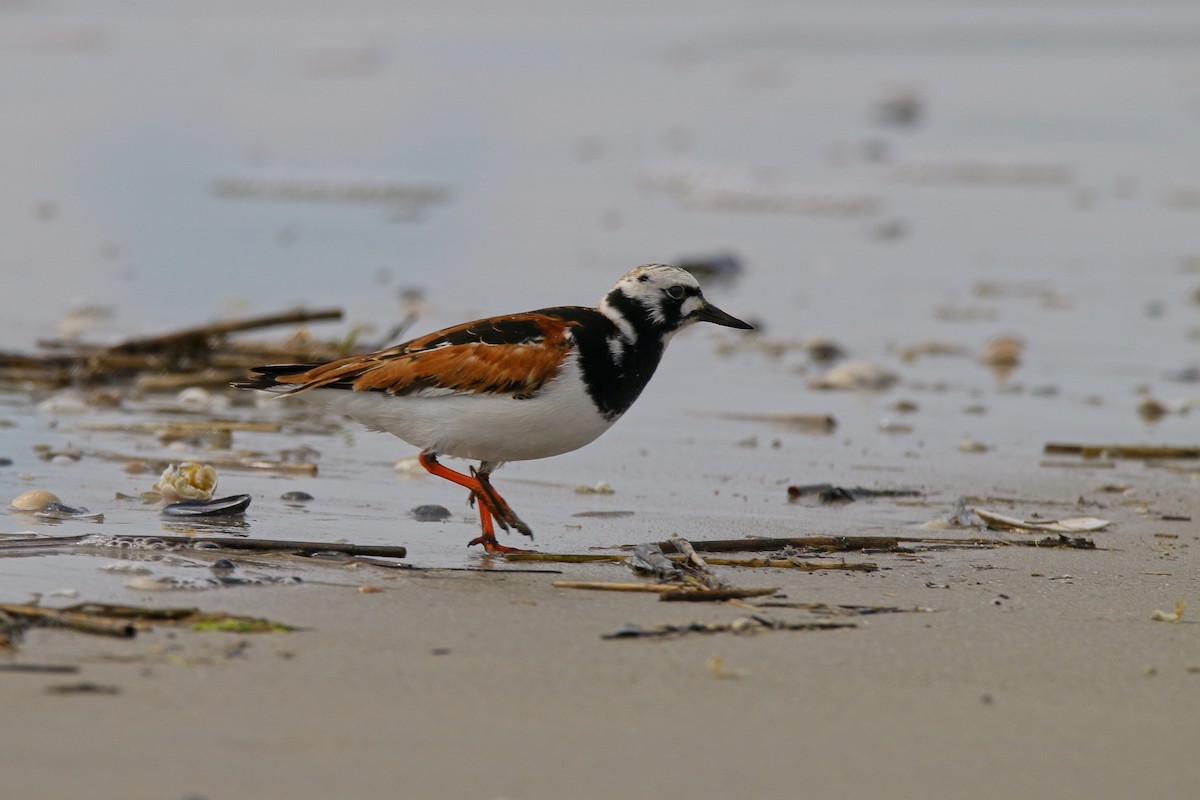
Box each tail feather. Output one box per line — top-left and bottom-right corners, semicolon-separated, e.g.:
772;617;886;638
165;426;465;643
231;364;319;392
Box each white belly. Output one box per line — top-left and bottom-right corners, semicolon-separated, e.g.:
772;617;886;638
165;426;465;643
289;356;616;463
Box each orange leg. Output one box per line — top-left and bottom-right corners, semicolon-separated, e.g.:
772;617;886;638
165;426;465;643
418;450;533;553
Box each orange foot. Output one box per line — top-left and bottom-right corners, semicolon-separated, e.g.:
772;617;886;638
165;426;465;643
418;450;535;552
467;534;534;554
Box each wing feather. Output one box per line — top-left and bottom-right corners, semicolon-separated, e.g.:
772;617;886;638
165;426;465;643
271;312;579;398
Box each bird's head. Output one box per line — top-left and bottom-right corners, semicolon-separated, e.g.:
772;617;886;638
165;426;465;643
601;263;752;339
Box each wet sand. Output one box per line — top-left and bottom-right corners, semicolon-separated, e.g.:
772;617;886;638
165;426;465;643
3;488;1198;800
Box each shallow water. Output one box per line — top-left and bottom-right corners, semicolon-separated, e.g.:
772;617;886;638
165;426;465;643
3;1;1199;600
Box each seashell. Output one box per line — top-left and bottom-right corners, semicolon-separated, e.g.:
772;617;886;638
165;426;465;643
37;393;89;415
281;491;314;502
9;489;62;512
161;493;251;517
153;462;217;502
808;361;899;392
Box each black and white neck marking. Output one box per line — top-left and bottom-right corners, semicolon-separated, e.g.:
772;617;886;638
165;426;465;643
565;264;721;421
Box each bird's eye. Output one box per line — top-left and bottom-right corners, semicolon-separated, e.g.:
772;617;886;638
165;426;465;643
666;285;685;300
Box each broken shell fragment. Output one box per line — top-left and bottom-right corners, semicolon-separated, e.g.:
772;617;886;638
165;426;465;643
979;335;1023;367
153;462;217;502
9;489;63;512
161;493;252;517
808;361;899;391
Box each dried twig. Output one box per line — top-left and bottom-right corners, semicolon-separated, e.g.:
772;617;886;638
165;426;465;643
649;534;1096;553
105;308;343;355
0;534;406;559
1045;443;1200;460
0;604;136;638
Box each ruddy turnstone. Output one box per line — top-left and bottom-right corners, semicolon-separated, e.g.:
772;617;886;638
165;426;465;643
234;264;751;553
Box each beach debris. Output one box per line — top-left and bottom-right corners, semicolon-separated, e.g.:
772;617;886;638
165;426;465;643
34;443;83;464
574;481;615;495
0;532;407;560
281;490;314;502
787;483;921;504
1151;600;1186;623
808;361;899;391
0;663;81;674
979;335;1023;380
1136;395;1190;422
46;682;121;696
798;336;847;364
892;160;1071;186
873;84;923;126
9;489;63;512
2;307;346;387
646;532;1096;553
751;601;934;616
153;462;217;502
894;340;965;363
958;437;990;453
0;603;136;638
971;508;1109;534
36;392;90;415
877;418;914;434
1045;443;1200;460
935;504;1109;535
506;551;877;572
694;410;837;433
0;602;291;651
410;504;452;522
161;494;252;517
602;616;856;640
660;586;782;602
626;543;684;580
174;386;230;413
125;573;301;591
555;538;780;600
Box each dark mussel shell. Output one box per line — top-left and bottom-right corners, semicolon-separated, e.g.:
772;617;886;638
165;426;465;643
162;494;252;517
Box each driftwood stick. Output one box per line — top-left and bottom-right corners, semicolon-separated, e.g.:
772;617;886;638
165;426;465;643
507;552;877;570
1045;443;1200;460
649;535;1094;553
78;421;283;434
0;534;405;558
655;536;906;553
106;308;343;355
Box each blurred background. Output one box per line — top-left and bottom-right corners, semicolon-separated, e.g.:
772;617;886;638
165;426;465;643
3;1;1197;342
3;1;1200;453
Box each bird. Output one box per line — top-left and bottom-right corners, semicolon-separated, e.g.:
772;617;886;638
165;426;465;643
234;263;752;553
